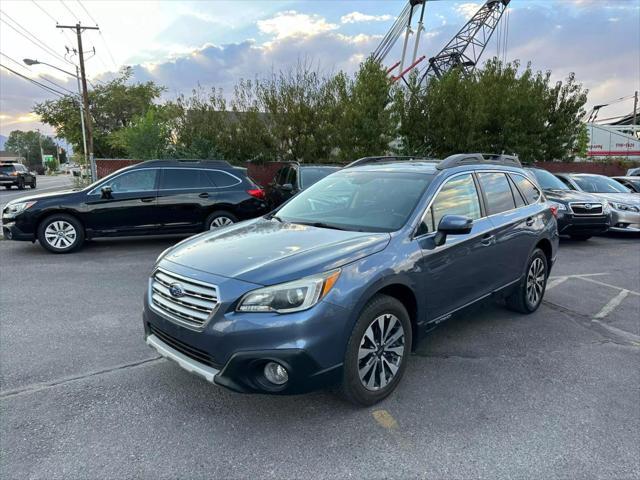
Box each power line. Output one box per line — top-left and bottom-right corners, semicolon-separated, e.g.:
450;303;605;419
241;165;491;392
30;0;77;45
75;0;118;69
59;0;80;21
0;62;67;97
0;11;72;65
75;0;98;25
0;51;77;95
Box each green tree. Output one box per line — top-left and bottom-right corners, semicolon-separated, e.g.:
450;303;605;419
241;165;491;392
395;59;588;162
109;106;175;160
5;130;57;168
34;67;164;158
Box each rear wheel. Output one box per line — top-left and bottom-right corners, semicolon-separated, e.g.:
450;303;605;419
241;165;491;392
340;294;412;406
37;214;85;254
569;234;591;241
506;248;548;314
206;211;238;230
30;177;37;189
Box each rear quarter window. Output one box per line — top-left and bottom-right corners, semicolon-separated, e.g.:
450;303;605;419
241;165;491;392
206;170;241;188
510;174;541;204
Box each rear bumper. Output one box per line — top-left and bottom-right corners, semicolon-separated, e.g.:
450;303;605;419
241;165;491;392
0;178;18;186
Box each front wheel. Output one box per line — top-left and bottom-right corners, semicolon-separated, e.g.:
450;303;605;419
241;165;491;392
37;214;85;254
506;248;548;314
17;178;25;190
340;294;412;406
30;178;37;189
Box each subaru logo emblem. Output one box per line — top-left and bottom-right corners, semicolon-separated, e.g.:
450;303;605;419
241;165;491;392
169;283;186;298
584;204;592;209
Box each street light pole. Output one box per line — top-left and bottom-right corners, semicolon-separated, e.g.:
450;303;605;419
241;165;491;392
23;58;88;167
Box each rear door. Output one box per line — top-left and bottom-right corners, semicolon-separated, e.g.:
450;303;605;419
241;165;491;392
477;171;542;287
156;168;216;232
84;168;159;234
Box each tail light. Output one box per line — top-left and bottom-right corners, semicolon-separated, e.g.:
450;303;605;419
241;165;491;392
549;205;558;218
247;188;265;200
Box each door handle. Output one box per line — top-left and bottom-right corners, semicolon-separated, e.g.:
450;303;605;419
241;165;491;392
481;234;495;246
526;217;535;226
198;192;209;198
140;197;155;203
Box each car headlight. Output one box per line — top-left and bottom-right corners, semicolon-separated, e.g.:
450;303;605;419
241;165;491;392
237;269;341;313
550;202;567;212
609;202;639;212
3;201;36;218
602;201;611;213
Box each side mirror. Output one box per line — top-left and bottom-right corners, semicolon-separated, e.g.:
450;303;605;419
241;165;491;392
281;183;294;192
101;185;113;199
434;215;473;246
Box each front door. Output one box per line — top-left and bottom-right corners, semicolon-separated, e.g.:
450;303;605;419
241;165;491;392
84;169;159;235
416;173;497;320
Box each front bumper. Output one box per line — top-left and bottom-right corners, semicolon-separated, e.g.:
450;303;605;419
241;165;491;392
556;213;610;235
1;221;35;241
0;177;18;186
609;209;640;232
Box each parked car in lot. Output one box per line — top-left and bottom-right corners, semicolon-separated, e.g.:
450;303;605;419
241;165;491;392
554;173;640;233
0;162;36;190
265;163;340;208
144;153;558;406
525;167;610;240
626;167;640;176
1;159;269;253
612;176;640;193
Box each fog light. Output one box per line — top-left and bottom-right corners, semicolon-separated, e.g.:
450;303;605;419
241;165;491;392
264;361;288;385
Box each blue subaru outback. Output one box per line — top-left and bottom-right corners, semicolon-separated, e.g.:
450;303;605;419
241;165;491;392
143;154;558;405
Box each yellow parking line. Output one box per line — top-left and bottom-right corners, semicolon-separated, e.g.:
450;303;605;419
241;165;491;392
372;409;399;430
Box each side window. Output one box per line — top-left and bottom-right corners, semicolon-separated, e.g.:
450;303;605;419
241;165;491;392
508;176;527;207
206;170;240;188
477;172;516;215
510;174;541;204
430;173;482;229
109;169;157;193
287;166;297;187
160;169;208;190
276;167;289;185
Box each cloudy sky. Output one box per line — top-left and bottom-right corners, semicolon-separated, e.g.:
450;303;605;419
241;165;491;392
0;0;638;138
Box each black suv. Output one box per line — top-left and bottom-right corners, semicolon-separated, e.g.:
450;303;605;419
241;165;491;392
144;154;558;405
0;162;36;190
526;167;611;240
265;163;340;208
2;160;268;253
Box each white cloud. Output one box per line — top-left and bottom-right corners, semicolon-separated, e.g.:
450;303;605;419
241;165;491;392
340;12;392;24
257;11;338;40
455;3;482;20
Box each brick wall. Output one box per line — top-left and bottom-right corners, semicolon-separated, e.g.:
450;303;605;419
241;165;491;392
95;159;143;178
532;161;639;176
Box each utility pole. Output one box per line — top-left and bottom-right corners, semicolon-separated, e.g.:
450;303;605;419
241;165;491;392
37;128;44;170
56;23;99;181
634;91;638;127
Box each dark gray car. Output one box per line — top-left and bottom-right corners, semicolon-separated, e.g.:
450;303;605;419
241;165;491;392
143;154;559;405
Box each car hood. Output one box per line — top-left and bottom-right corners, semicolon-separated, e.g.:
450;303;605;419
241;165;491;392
586;192;640;206
163;218;391;285
542;189;602;203
6;189;79;205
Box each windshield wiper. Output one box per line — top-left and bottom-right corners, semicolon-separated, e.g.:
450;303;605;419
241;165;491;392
295;221;349;231
266;213;283;222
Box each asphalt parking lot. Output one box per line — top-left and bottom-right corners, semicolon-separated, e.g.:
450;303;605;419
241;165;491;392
1;200;638;478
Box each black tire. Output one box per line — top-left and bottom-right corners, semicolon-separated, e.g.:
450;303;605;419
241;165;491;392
17;178;25;190
30;177;37;189
37;214;85;254
205;211;238;230
340;294;412;406
4;185;10;190
570;234;591;241
506;248;548;314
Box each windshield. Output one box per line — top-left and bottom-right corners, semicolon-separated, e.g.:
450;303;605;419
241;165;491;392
300;167;340;189
573;175;631;194
529;169;569;190
276;170;433;232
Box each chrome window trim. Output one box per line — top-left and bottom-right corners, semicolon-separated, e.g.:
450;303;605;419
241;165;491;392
413;169;543;240
88;167;242;195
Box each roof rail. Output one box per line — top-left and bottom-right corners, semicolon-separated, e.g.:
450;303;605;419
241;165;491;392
344;155;435;169
141;159;232;167
436;153;521;170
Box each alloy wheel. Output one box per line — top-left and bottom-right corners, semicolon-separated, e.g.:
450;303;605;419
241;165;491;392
358;313;405;391
44;221;77;249
526;257;545;306
210;216;234;229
